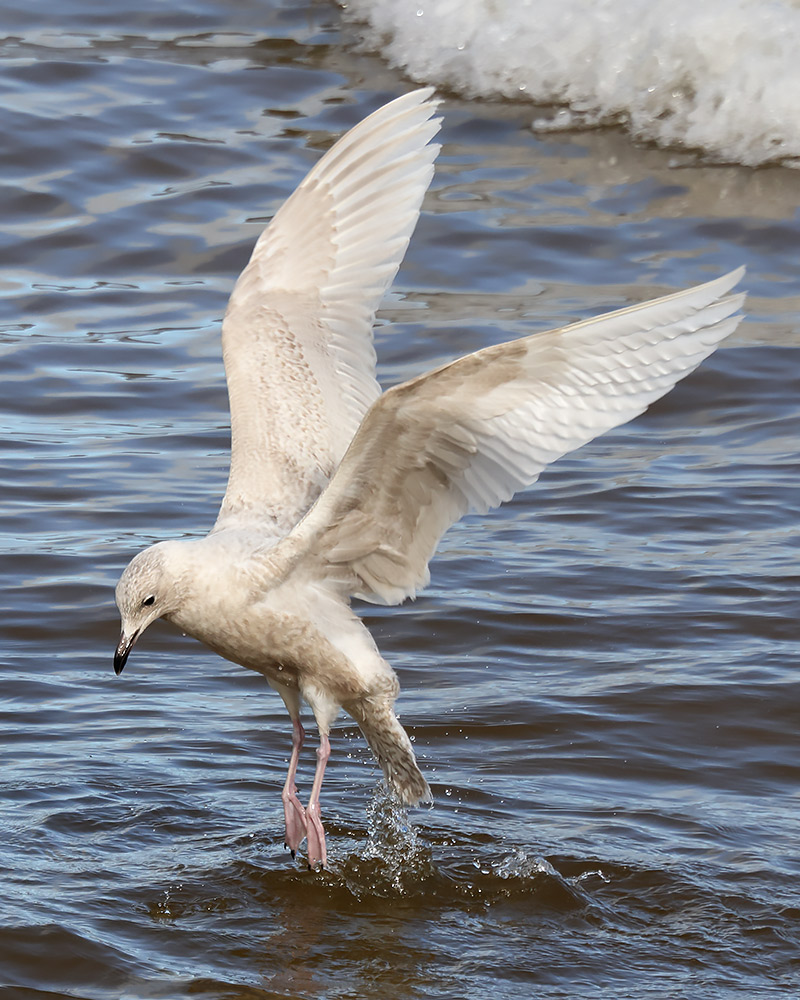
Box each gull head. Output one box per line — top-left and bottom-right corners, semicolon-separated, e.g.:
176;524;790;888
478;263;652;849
114;542;184;675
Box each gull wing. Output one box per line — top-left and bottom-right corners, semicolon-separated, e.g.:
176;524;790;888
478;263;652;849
214;90;441;533
287;268;745;604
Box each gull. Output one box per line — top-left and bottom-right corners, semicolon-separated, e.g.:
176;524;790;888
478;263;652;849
113;89;745;869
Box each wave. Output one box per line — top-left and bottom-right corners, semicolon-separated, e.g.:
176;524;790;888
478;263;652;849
344;0;800;167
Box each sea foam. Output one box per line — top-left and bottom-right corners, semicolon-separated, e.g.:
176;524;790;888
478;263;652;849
344;0;800;167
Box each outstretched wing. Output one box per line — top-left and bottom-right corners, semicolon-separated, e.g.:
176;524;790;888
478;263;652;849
215;89;441;534
286;268;745;604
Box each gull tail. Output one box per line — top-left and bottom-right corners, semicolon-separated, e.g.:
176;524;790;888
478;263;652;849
356;703;432;807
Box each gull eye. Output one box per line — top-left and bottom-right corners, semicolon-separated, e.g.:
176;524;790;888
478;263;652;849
142;595;156;607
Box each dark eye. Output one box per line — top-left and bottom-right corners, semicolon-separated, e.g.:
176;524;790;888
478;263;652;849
142;595;156;607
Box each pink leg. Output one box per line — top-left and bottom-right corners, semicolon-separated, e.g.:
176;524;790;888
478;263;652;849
305;733;330;870
282;716;307;858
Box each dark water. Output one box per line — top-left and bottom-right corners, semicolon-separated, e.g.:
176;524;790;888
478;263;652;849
2;2;799;998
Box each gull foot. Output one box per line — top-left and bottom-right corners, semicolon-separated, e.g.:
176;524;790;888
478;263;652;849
282;785;308;858
305;802;327;870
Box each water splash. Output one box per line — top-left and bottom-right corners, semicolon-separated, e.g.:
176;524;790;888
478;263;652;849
493;847;562;881
333;782;435;896
345;0;800;167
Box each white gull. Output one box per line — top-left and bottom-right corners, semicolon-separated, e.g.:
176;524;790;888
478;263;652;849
113;89;745;869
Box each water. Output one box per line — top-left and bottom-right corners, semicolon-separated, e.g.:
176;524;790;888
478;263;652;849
347;0;800;167
2;2;799;997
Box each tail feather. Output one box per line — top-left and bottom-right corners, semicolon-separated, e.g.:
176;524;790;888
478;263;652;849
356;704;431;806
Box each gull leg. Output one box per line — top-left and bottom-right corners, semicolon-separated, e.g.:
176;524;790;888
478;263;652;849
282;715;307;857
305;732;330;870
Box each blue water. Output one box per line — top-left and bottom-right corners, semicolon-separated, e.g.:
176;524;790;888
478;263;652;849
1;2;799;998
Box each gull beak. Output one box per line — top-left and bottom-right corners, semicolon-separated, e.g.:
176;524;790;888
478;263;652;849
114;629;139;676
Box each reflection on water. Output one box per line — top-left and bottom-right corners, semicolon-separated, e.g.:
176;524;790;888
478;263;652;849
1;1;799;998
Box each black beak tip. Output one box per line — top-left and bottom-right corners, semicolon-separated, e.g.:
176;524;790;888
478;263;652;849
114;630;136;676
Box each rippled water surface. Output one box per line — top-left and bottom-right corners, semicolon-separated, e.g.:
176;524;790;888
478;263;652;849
2;2;799;998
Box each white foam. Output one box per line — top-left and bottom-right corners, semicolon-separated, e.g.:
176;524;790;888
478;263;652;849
344;0;800;167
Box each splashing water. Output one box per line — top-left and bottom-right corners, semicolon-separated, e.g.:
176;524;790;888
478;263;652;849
344;0;800;166
333;783;435;896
